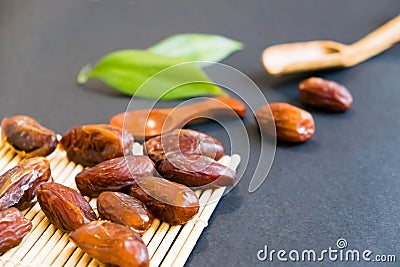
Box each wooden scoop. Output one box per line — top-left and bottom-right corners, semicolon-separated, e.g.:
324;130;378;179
110;97;246;140
262;15;400;75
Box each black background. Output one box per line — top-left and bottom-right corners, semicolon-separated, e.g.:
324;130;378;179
1;1;399;266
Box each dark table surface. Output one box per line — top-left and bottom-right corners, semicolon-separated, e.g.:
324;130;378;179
1;1;399;266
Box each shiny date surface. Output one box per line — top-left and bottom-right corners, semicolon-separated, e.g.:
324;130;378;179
256;103;315;142
0;207;32;253
60;124;135;167
130;176;199;225
97;192;153;234
144;129;225;164
70;221;149;267
0;157;52;211
37;182;96;232
1;115;58;157
158;152;236;187
75;155;155;197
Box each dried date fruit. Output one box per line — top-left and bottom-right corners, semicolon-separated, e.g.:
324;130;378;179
97;192;152;234
60;124;134;167
37;182;96;232
75;155;155;197
1;115;58;157
256;103;315;142
158;152;236;187
144;129;225;164
130;176;199;225
0;207;32;253
70;221;149;267
299;77;353;112
0;157;52;211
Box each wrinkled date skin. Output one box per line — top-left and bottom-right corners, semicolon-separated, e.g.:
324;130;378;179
60;124;135;167
70;221;149;267
37;182;96;232
0;207;32;253
299;77;353;112
97;192;153;234
130;176;199;225
144;129;225;164
1;115;58;158
158;152;236;187
75;155;155;197
256;103;315;142
0;157;52;211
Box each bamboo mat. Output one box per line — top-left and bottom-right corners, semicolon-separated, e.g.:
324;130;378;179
0;141;241;267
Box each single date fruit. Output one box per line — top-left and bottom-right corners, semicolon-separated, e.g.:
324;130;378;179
70;221;149;267
299;77;353;112
37;182;96;232
0;157;52;211
75;155;155;198
97;192;153;234
130;176;199;225
0;207;32;253
144;129;225;164
158;152;236;187
1;115;58;157
60;124;134;167
256;103;315;142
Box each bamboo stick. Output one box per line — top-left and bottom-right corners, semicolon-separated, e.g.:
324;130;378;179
63;247;85;267
31;229;64;265
87;259;100;267
40;234;70;266
51;242;78;267
147;222;171;257
142;219;161;245
0;150;16;173
149;225;181;267
0;145;10;159
170;155;241;267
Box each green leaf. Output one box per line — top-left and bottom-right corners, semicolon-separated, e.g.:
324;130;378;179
148;34;243;66
76;50;227;99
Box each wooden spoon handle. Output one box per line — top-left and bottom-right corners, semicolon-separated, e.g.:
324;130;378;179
348;15;400;65
110;97;246;129
180;97;246;117
172;97;246;127
207;97;246;118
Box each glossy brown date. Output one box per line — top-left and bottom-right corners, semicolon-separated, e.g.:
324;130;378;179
60;124;135;167
299;77;353;112
255;103;315;142
70;221;149;267
144;129;225;164
0;207;32;253
75;155;155;197
37;182;96;232
97;192;153;234
130;176;199;225
158;152;236;187
1;115;58;157
0;157;52;211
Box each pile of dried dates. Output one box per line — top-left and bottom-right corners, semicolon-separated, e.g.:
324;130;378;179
0;115;236;267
